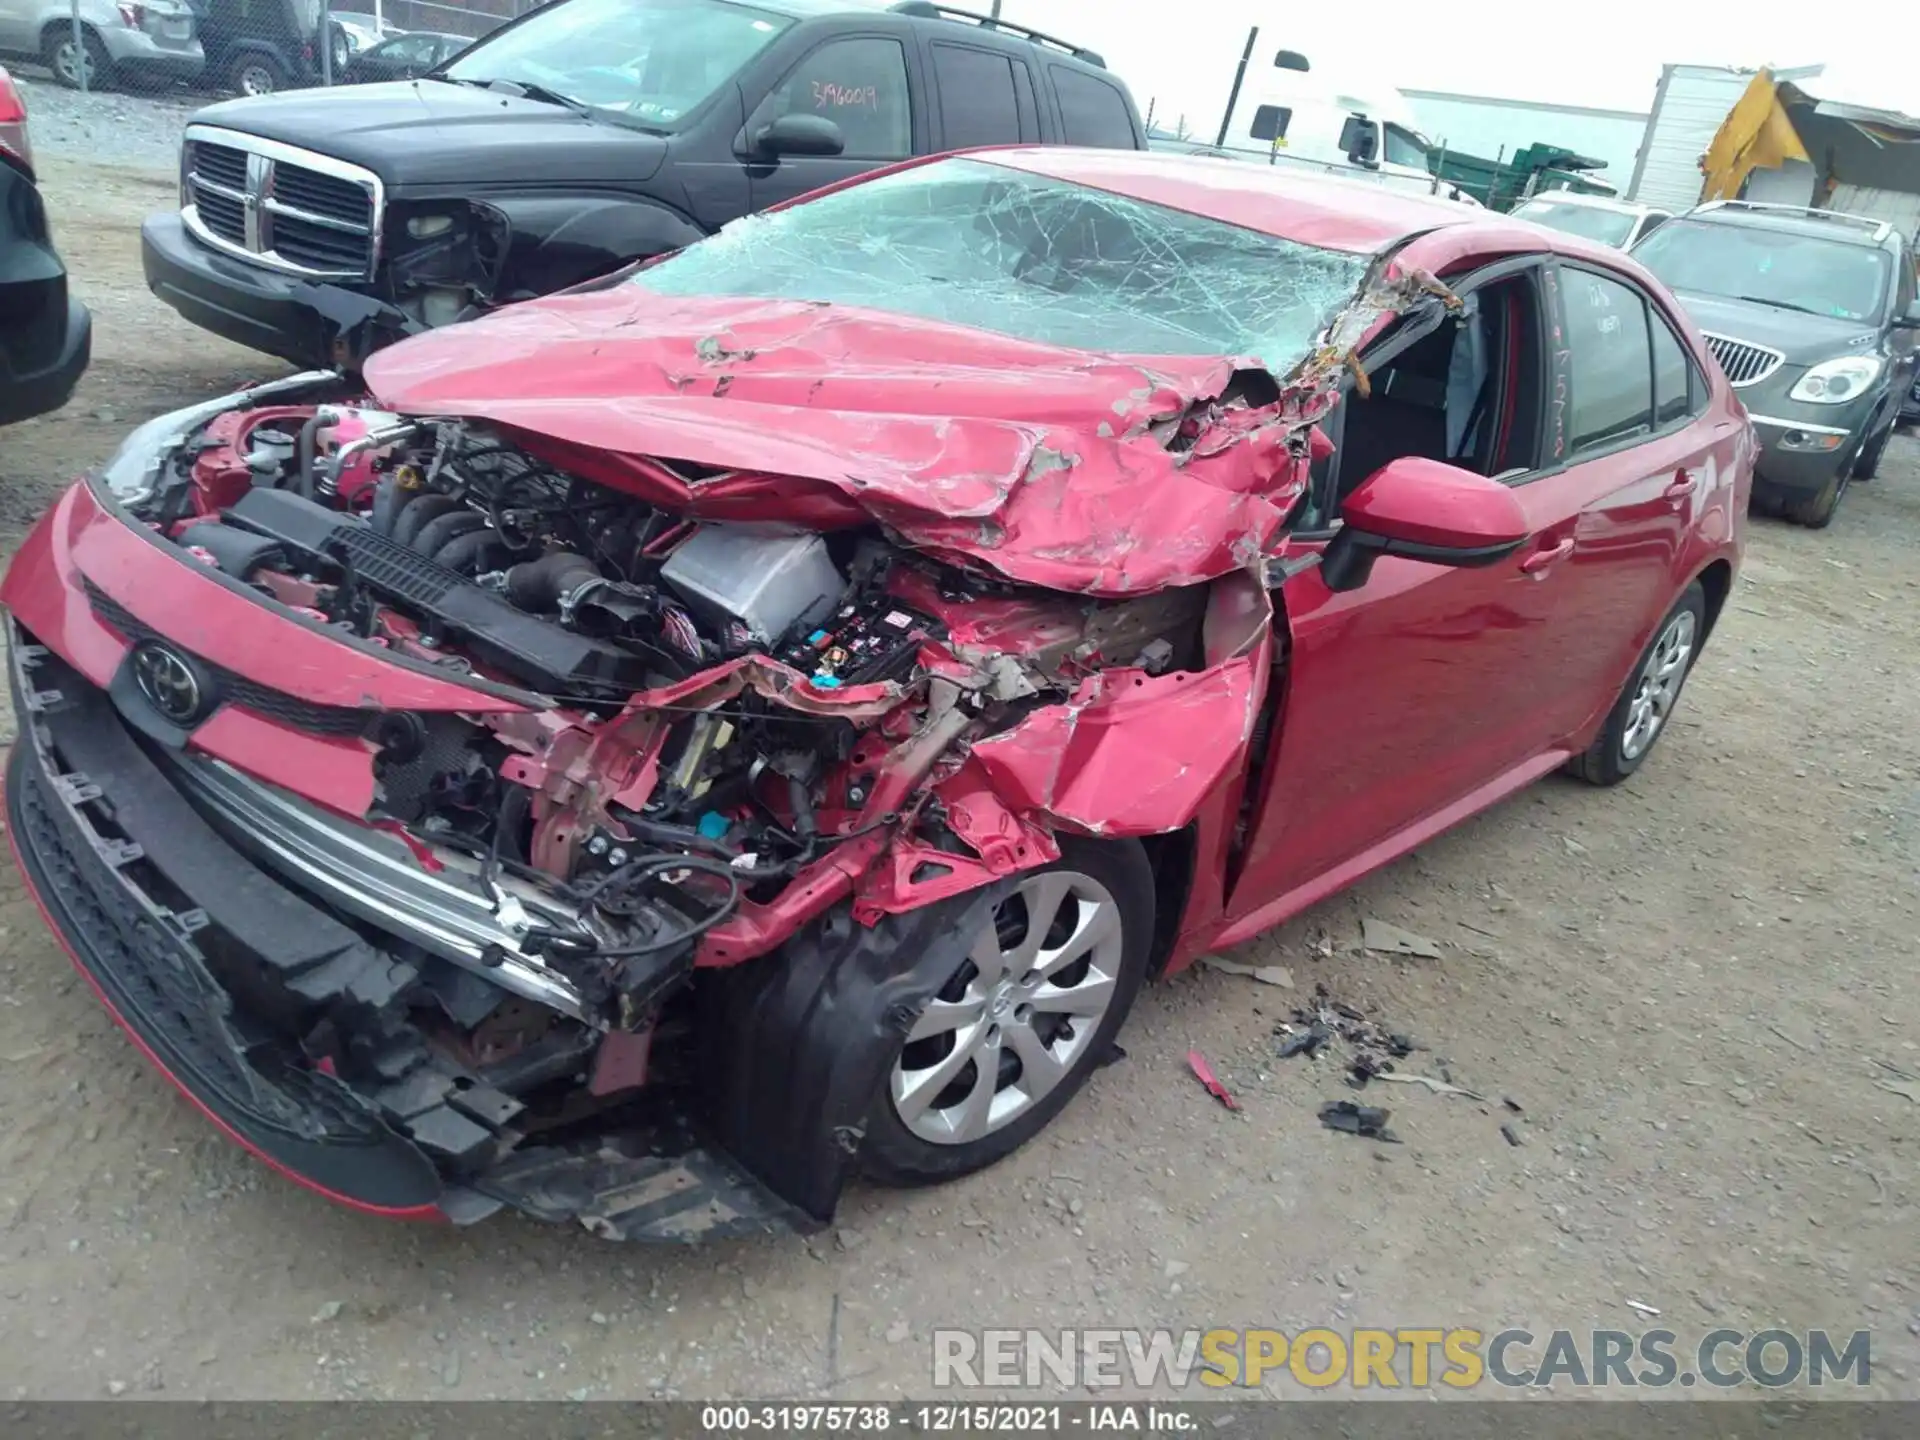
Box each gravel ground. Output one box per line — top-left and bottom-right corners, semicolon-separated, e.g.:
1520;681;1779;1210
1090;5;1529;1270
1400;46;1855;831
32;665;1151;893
0;154;1917;1405
11;73;199;173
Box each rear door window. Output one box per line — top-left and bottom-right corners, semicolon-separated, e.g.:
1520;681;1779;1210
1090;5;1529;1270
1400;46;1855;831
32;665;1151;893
1049;66;1135;147
1650;310;1701;426
930;43;1020;149
1561;267;1654;453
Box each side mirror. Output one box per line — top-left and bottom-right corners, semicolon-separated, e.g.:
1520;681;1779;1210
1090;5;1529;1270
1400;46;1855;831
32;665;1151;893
1320;457;1530;593
749;113;846;159
1274;49;1311;72
1338;114;1379;167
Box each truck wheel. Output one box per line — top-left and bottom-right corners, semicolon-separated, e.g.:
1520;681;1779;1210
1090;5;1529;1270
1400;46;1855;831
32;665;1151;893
861;838;1153;1186
229;52;289;97
43;26;111;90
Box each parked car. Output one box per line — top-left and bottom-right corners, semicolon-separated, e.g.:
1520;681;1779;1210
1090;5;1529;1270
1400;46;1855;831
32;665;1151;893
340;29;467;85
7;149;1750;1237
1511;190;1670;249
0;0;203;90
141;0;1147;369
0;65;90;423
1632;199;1920;527
333;11;399;57
184;0;335;96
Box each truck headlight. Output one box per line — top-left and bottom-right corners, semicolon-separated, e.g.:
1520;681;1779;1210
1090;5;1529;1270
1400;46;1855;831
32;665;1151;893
1789;355;1882;404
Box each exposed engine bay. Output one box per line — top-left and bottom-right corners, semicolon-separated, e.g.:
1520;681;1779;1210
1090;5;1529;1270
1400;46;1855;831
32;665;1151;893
59;384;1246;1227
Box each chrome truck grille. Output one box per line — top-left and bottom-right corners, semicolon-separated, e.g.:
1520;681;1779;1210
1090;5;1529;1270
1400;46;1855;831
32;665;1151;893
181;124;383;282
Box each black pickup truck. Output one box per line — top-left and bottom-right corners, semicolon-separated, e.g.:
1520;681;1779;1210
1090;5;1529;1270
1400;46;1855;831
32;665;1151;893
141;0;1147;369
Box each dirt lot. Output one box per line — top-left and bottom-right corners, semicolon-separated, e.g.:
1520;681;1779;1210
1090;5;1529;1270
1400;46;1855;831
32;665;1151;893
1;152;1917;1404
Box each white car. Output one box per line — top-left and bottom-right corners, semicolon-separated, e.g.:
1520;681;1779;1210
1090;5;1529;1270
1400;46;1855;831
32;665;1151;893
1510;190;1671;250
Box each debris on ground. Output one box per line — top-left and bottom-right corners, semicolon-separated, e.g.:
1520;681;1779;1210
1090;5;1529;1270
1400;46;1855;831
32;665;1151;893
1626;1299;1661;1318
1187;1050;1240;1111
1878;1080;1918;1103
1502;1097;1525;1114
1360;918;1442;959
1500;1123;1525;1147
1373;1072;1484;1100
1274;984;1417;1089
1201;958;1296;988
1318;1100;1399;1143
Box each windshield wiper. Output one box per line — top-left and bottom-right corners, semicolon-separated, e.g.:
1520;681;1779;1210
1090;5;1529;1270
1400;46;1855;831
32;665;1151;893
1733;294;1826;317
448;75;597;119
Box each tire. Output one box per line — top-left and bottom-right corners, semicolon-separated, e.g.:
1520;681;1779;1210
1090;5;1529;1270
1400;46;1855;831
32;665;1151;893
1567;580;1707;788
1852;415;1892;481
1786;445;1859;529
228;52;288;98
860;837;1154;1187
43;25;112;91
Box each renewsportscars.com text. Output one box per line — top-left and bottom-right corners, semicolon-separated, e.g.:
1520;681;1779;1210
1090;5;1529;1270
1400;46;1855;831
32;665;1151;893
932;1328;1872;1391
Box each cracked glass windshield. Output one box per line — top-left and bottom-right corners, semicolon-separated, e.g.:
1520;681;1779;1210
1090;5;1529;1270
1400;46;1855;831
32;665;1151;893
443;0;792;127
633;158;1372;365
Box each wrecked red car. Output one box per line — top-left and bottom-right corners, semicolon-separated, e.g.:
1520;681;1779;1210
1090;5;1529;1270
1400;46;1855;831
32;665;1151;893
1;149;1751;1239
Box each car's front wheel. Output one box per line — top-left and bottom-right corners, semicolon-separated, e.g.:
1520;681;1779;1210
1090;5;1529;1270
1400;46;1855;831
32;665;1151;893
861;839;1153;1186
1852;413;1893;481
1567;580;1706;787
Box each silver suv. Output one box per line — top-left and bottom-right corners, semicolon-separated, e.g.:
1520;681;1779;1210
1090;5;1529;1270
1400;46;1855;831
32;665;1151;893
0;0;203;90
1634;200;1920;528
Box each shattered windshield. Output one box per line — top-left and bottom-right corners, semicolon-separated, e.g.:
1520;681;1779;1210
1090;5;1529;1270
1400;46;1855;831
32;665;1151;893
633;158;1371;367
1634;219;1892;323
442;0;790;128
1512;199;1637;248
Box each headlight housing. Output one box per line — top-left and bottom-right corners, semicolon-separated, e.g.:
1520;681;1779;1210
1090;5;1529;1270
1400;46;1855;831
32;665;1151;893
95;372;340;508
1789;355;1882;404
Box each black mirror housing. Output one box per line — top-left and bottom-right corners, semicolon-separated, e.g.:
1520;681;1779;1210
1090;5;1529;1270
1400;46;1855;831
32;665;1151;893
751;113;847;159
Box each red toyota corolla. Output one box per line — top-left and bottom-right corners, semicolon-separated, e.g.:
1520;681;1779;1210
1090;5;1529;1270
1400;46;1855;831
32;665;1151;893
1;149;1750;1240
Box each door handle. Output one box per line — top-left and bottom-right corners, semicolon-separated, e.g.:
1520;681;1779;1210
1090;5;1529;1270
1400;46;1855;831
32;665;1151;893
1519;537;1575;574
1662;470;1697;501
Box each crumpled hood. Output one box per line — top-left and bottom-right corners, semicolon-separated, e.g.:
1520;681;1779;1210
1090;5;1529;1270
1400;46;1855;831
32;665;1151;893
362;291;1309;596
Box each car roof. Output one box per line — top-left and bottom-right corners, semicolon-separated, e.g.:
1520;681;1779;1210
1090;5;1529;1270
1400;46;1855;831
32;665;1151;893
1516;191;1649;217
1679;204;1894;250
974;147;1524;255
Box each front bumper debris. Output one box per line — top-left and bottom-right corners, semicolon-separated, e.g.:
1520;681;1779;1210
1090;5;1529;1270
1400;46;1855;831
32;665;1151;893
4;628;806;1240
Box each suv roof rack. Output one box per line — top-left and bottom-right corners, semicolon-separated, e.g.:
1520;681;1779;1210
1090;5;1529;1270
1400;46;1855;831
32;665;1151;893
887;2;1106;68
1691;198;1893;243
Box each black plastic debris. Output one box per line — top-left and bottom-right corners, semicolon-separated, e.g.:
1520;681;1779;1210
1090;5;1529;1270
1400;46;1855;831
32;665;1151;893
1500;1123;1524;1147
1319;1100;1400;1143
1275;984;1417;1088
1502;1096;1524;1114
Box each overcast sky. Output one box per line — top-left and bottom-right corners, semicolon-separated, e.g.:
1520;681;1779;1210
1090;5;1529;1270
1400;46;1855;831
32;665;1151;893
992;0;1916;128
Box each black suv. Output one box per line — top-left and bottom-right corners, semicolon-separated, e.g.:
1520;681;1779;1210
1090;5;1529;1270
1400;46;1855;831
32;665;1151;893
1632;199;1920;528
141;0;1146;369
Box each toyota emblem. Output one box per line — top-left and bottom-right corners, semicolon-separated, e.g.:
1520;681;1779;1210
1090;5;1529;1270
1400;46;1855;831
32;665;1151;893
131;642;211;725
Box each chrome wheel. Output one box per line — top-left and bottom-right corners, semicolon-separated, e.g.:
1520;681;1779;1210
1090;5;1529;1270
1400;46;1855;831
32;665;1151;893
238;64;279;96
890;870;1124;1146
1620;609;1696;761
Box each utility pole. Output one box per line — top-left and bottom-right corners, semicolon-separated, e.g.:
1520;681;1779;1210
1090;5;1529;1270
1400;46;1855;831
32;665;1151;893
1215;26;1258;149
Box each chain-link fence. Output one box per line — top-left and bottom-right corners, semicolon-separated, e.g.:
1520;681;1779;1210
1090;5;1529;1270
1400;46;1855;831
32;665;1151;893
38;0;543;98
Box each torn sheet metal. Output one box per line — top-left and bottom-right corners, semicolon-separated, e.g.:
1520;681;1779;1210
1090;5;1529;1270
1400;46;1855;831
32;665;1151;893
363;294;1323;598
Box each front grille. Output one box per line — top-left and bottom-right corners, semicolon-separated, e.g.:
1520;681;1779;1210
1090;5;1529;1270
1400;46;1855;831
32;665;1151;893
87;583;378;739
182;127;380;281
1701;332;1786;389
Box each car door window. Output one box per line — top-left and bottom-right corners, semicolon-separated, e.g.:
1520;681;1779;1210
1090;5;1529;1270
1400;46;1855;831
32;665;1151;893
1562;268;1654;453
1250;105;1291;143
1650;309;1701;427
753;37;911;159
931;43;1019;148
1048;66;1135;147
377;36;436;65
